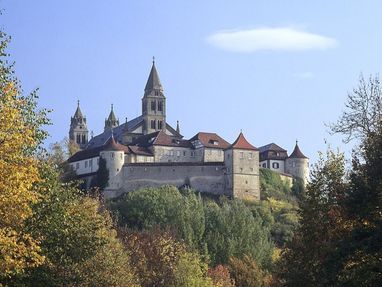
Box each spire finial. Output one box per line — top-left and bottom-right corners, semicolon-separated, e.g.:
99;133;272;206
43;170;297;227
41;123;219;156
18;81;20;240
77;100;80;107
240;129;243;133
152;56;155;64
296;139;298;145
176;120;180;134
111;103;114;111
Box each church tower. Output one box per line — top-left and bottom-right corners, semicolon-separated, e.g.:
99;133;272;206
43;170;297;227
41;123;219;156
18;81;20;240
142;58;166;135
104;104;119;132
69;101;89;149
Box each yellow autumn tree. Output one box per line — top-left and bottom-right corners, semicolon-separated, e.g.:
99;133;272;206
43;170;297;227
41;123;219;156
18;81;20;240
0;30;48;278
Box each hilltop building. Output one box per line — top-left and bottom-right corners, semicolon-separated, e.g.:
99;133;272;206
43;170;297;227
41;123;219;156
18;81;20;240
68;60;309;200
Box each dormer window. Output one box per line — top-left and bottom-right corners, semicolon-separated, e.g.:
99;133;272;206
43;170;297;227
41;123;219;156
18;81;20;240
209;140;219;145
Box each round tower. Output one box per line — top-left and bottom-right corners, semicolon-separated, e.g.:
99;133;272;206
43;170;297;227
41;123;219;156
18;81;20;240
285;141;309;184
99;135;127;194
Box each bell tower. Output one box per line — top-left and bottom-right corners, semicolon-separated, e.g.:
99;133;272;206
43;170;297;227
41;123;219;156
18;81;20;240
69;100;89;149
142;58;166;134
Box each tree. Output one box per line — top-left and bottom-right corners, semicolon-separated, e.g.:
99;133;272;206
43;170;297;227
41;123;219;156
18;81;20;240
0;29;48;278
329;74;382;143
207;265;235;287
12;166;137;286
229;255;273;287
279;150;348;286
328;74;382;285
90;157;109;190
203;199;274;267
120;227;212;287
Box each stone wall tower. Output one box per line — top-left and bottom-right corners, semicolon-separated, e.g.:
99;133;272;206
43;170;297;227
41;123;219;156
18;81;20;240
69;101;89;149
142;59;166;135
99;135;125;194
224;132;260;201
285;141;309;184
104;104;119;132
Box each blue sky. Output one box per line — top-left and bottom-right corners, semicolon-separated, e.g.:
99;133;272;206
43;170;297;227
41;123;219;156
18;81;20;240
3;0;382;164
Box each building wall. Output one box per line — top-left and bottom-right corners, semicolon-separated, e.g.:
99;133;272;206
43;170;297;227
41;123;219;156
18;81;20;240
269;159;285;173
203;148;225;162
152;146;199;163
285;158;309;184
231;149;260;201
71;156;99;175
103;163;228;198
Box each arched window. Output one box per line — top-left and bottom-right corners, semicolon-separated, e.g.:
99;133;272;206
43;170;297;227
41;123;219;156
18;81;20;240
158;101;163;111
82;134;86;144
158;120;163;129
76;134;81;144
151;120;156;129
151;101;156;111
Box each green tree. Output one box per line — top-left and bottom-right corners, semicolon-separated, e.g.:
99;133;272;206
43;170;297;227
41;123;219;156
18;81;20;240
203;199;273;267
90;157;109;190
12;166;137;287
279;150;348;286
110;186;206;251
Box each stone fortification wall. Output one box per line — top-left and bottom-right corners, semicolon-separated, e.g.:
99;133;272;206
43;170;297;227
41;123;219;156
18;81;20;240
104;162;228;198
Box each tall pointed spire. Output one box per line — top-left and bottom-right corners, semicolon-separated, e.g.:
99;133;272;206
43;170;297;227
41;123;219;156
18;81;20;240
176;120;180;134
144;57;163;93
104;104;119;131
74;100;83;118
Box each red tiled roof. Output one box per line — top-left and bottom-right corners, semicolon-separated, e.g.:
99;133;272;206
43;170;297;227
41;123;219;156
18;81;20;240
228;132;258;151
289;143;308;159
189;132;230;149
132;131;191;148
103;136;130;152
128;146;153;156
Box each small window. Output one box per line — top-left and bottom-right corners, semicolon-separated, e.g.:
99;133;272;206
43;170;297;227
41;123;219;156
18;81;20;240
151;120;156;129
248;152;253;159
158;120;163;129
183;151;186;156
158;101;163;111
262;163;266;168
272;162;280;169
240;167;243;172
176;150;181;157
76;162;79;169
151;101;156;111
250;168;254;172
89;159;93;167
191;151;195;157
240;152;244;159
85;161;88;168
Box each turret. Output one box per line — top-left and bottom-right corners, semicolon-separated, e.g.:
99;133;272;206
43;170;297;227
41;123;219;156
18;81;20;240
99;135;128;196
224;132;260;201
69;100;89;149
142;58;166;134
285;140;309;184
104;104;119;131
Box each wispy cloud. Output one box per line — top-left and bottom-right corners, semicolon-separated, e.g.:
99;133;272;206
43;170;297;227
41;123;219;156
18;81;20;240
207;27;338;53
293;72;314;79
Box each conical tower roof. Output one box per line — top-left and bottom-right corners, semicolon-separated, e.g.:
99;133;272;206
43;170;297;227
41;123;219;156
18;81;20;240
289;141;308;159
74;100;84;118
103;134;129;152
144;58;163;92
107;104;117;122
228;132;258;150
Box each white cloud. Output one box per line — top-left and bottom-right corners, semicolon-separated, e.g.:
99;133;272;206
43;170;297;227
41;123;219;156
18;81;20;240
207;27;338;52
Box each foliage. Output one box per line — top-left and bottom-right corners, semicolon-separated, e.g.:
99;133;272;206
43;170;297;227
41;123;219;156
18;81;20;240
10;166;137;286
110;186;206;251
207;265;235;287
46;139;76;182
120;227;212;287
329;74;382;143
229;255;273;287
90;157;109;190
260;168;293;201
279;150;348;286
334;126;382;285
0;29;49;278
203;199;273;267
